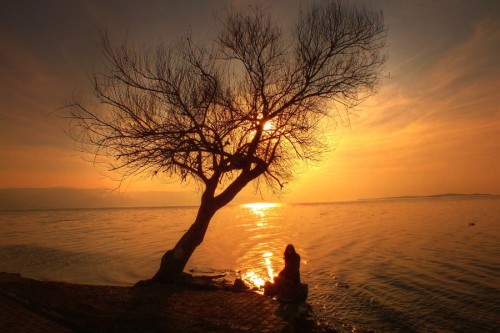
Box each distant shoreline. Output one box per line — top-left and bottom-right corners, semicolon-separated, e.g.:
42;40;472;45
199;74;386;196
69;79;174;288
0;190;497;211
357;193;497;201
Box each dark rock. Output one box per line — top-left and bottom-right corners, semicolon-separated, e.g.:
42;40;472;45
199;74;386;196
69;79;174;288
233;278;249;291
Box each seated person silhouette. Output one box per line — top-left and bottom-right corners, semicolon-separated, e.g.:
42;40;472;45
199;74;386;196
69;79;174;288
264;244;307;302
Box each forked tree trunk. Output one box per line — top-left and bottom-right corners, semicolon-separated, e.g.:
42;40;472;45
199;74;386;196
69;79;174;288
140;170;262;285
150;201;217;283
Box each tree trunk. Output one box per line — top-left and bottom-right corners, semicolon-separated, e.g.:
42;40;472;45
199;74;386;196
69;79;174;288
149;201;217;283
140;171;261;285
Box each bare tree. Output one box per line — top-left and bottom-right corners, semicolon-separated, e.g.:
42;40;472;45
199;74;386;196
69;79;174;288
68;1;386;283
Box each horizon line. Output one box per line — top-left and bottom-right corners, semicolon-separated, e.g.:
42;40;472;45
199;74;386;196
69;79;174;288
0;192;497;212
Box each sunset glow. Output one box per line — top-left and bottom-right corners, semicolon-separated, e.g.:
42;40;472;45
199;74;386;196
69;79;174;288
1;2;498;331
0;1;499;209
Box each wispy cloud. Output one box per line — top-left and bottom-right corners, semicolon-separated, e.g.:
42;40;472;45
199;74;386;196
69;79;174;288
357;17;499;129
292;17;500;200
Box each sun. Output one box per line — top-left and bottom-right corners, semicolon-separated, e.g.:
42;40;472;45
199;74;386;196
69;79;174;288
255;113;275;131
263;120;275;131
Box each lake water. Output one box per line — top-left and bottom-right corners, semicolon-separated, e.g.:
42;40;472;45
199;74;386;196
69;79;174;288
0;197;499;332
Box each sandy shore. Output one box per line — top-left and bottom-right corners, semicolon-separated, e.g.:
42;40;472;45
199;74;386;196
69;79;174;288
0;272;333;332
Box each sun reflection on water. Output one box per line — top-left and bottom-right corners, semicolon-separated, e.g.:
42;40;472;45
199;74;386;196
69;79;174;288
238;202;282;289
242;202;281;218
241;251;276;289
263;252;275;278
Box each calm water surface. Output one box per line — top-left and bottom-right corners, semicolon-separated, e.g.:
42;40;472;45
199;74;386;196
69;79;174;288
1;197;499;332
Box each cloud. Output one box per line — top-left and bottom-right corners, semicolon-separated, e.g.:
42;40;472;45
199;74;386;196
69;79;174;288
0;37;83;150
287;16;500;200
358;18;500;131
417;19;500;120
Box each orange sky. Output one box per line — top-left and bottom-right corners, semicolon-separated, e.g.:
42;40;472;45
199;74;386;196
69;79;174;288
1;0;499;208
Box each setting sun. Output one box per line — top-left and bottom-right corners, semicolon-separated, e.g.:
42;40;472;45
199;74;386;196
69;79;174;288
263;120;275;131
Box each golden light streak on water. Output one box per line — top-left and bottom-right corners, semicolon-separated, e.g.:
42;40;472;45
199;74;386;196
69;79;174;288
241;202;281;209
238;204;281;288
241;202;281;218
263;252;275;279
242;271;265;288
241;251;277;289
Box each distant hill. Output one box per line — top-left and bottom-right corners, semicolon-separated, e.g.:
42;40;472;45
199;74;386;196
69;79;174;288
0;187;267;210
359;193;496;201
0;188;199;210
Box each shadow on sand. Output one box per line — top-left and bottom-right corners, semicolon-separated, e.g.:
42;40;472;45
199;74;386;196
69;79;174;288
0;272;332;332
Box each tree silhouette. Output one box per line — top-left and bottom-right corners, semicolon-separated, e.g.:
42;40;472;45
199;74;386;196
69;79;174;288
68;1;386;282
